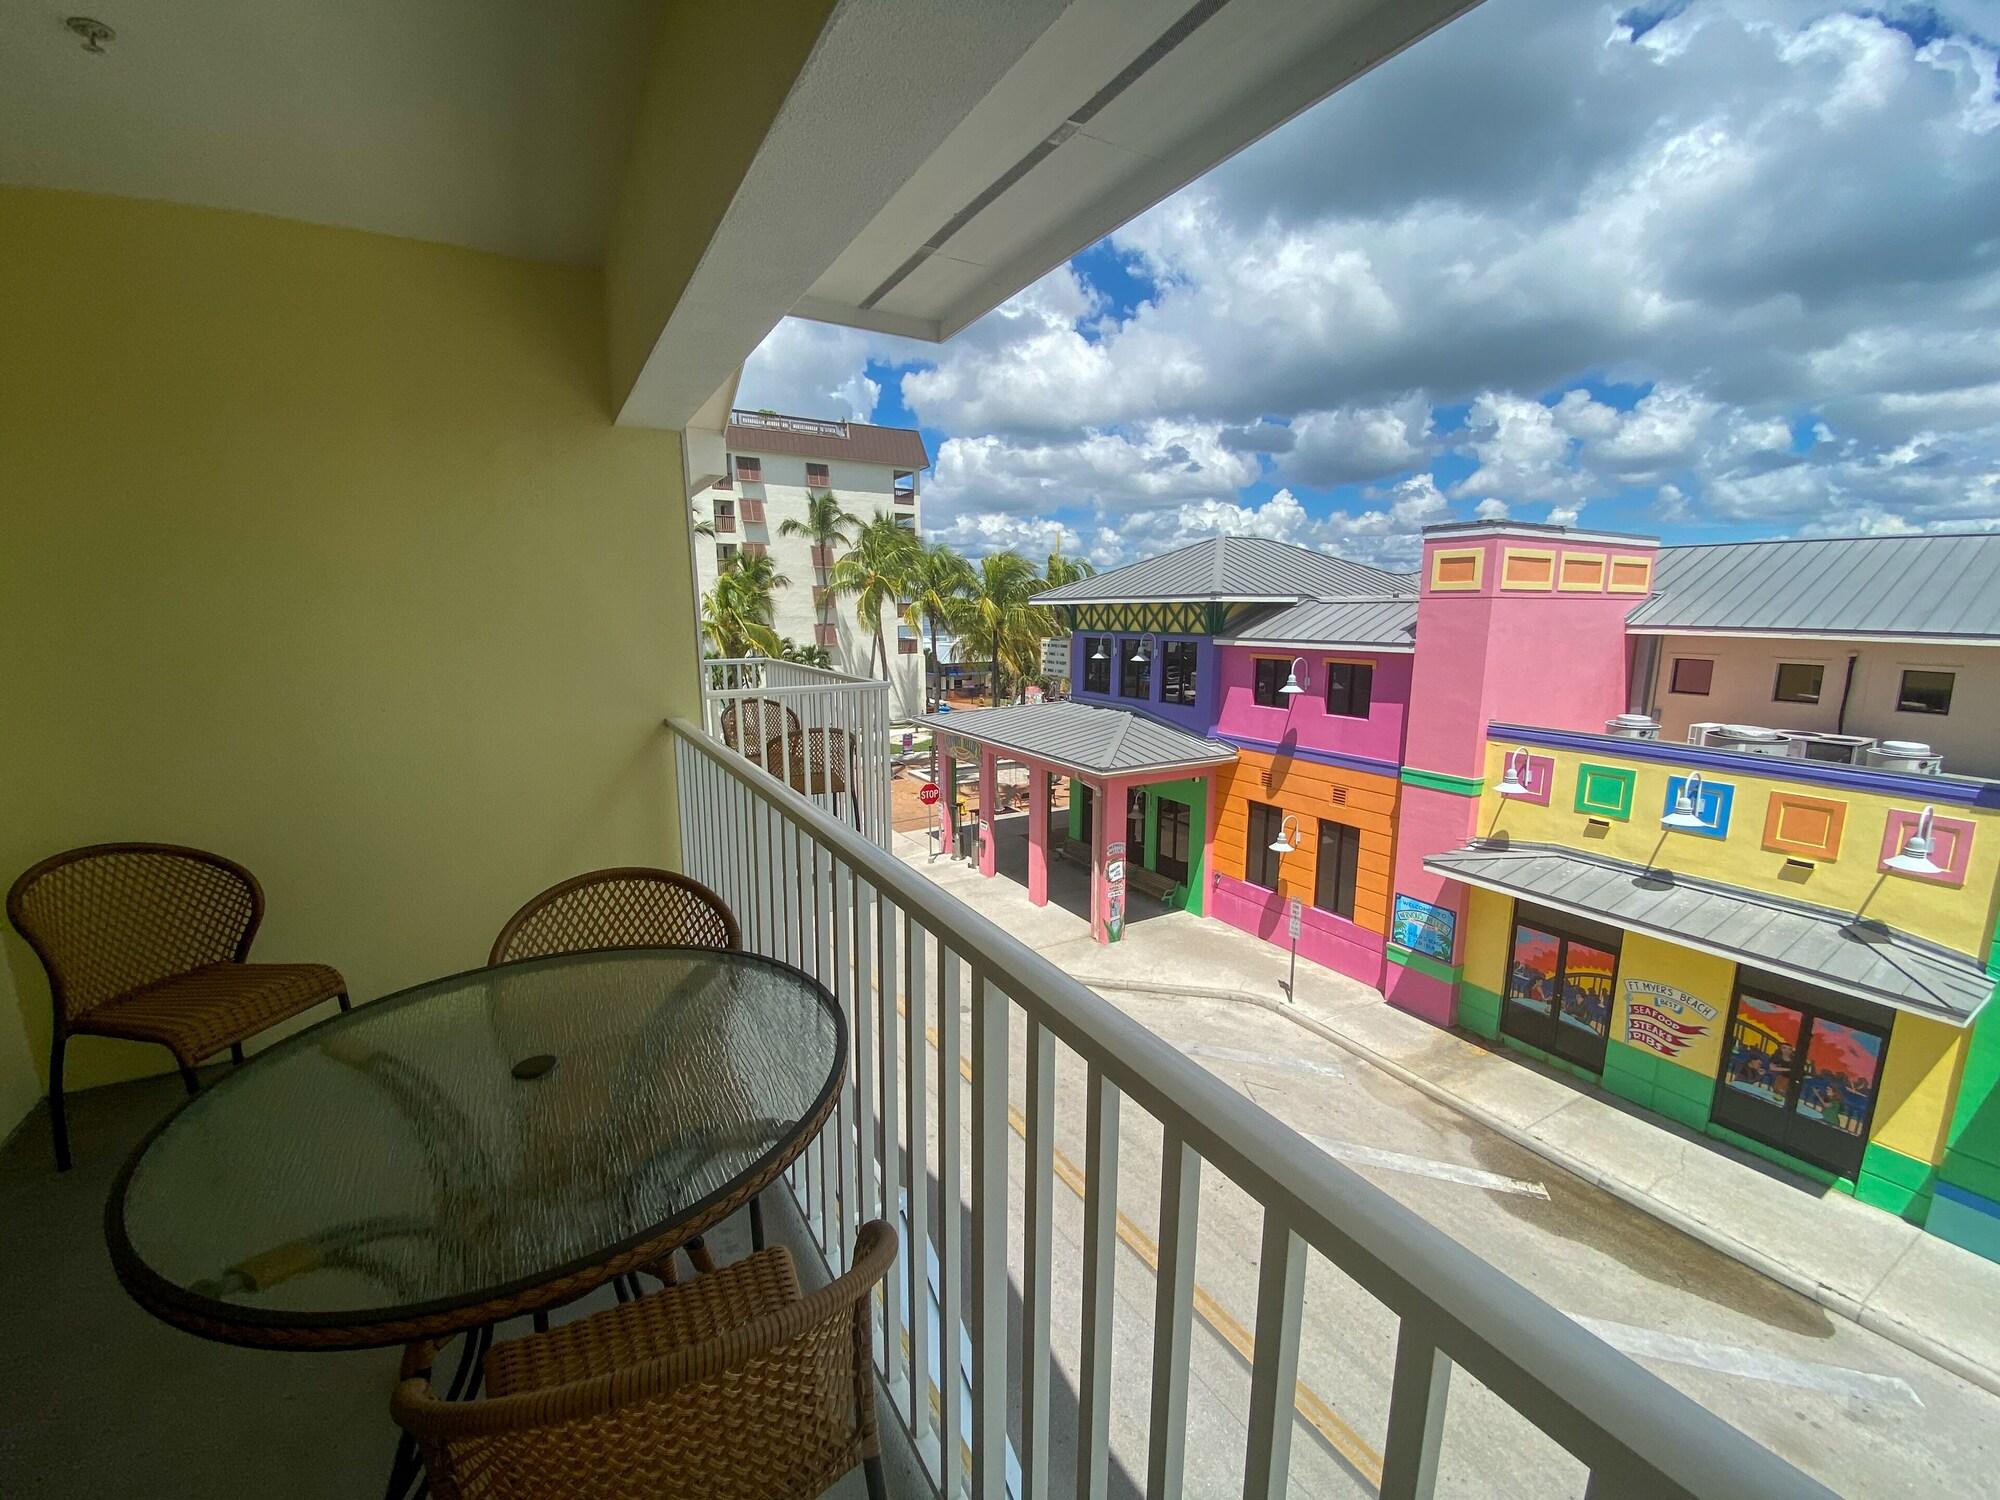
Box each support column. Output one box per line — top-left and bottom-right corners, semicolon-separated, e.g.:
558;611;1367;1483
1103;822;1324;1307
1096;775;1132;944
1027;765;1050;906
1089;776;1108;943
979;748;998;877
939;752;956;857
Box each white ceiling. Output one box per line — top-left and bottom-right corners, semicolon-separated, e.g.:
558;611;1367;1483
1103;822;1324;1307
0;0;658;264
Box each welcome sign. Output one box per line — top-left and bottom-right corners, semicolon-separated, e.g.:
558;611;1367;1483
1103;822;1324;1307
1622;979;1718;1060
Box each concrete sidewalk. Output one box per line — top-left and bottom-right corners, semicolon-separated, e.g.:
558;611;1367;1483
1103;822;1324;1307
899;827;2000;1400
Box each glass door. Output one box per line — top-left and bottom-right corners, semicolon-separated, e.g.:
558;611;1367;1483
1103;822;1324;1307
1076;783;1094;852
1502;918;1614;1074
1713;991;1885;1180
1156;800;1191;884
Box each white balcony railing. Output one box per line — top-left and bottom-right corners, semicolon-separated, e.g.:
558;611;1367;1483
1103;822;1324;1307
665;716;1832;1500
702;657;895;848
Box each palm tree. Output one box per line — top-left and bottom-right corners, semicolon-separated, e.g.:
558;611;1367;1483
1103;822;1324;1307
902;542;974;711
777;490;859;554
957;551;1053;705
700;551;789;659
829;512;919;680
1044;546;1096;592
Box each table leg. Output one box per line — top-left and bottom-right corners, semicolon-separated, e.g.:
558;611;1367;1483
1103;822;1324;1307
383;1324;488;1499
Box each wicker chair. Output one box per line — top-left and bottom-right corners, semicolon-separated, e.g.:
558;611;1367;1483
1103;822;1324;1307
489;868;753;1283
6;842;349;1171
718;699;801;773
765;728;865;831
488;868;740;966
392;1220;898;1500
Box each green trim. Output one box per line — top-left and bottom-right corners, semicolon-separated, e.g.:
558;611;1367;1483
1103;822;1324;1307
1387;942;1461;985
1497;1033;1601;1083
1457;980;1503;1040
1137;778;1206;916
1399;766;1486;797
1942;1148;2000;1202
1861;1142;1936;1192
1574;762;1637;820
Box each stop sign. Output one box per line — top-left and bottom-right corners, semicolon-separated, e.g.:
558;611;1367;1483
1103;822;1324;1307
918;782;941;806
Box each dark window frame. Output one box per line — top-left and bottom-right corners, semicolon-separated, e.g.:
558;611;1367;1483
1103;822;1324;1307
1161;639;1199;706
1118;638;1151;699
1244;800;1285;891
1501;901;1620;1072
1252;658;1288;708
1081;638;1111;695
805;462;831;488
1669;657;1714;695
1324;660;1374;719
1772;661;1824;704
1155;799;1192;884
1313;819;1361;919
1897;669;1954;716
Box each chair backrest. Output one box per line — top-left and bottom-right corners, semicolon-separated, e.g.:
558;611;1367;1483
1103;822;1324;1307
6;843;262;1026
764;728;855;796
488;868;740;966
392;1220;898;1500
717;699;801;764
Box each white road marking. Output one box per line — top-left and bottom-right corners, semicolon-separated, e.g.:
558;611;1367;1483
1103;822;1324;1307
1180;1041;1343;1079
1572;1317;1924;1408
1307;1135;1551;1199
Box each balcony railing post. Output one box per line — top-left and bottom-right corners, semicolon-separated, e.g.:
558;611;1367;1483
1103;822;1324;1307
969;968;1008;1500
1146;1130;1202;1500
1019;1019;1057;1500
1242;1211;1307;1500
1077;1065;1121;1500
1382;1320;1452;1500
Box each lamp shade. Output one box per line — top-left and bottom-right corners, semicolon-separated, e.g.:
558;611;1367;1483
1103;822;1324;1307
1279;656;1306;695
1496;749;1532;798
1885;806;1944;876
1662;771;1710;831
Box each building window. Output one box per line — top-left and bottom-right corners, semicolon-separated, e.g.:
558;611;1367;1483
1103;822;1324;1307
1082;638;1110;694
898;633;918;655
1503;909;1618;1073
1313;820;1360;920
1119;639;1150;699
1898;669;1954;715
1253;658;1288;708
893;471;917;502
1773;662;1823;704
1162;640;1198;706
1669;658;1713;695
814;622;837;649
1325;661;1373;718
713;499;736;534
734;456;761;483
1244;801;1285;891
1712;984;1888;1181
894;515;917;531
805;462;830;489
717;543;739;564
716;458;733;491
1156;799;1191;884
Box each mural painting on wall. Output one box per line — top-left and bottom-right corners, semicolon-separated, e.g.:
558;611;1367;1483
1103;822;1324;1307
1105;840;1126;941
1800;1020;1885;1138
1391;895;1456;963
1507;929;1615;1043
1723;998;1885;1138
1622;979;1718;1061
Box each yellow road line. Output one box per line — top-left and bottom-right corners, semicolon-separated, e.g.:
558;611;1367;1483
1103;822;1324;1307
917;1018;1387;1489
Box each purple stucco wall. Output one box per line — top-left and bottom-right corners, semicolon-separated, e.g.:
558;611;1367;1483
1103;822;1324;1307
1070;632;1219;735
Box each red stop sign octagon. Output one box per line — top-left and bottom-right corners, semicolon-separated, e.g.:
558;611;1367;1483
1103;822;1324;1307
918;782;942;806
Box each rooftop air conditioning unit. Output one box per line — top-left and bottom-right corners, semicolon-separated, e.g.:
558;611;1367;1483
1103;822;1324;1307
1863;740;1944;775
1792;733;1877;766
1687;722;1729;746
1704;724;1798;758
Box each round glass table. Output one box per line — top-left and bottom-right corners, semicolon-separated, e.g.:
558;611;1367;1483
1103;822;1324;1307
106;946;845;1350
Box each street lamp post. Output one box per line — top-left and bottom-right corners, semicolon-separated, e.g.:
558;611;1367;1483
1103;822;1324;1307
1270;813;1303;1000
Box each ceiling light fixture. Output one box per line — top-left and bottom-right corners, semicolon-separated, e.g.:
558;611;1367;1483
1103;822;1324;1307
65;16;114;52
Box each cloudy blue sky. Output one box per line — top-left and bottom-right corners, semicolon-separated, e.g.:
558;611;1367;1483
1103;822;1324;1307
738;0;2000;571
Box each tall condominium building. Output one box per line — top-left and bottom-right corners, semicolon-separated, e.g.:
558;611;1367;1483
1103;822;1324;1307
692;410;928;718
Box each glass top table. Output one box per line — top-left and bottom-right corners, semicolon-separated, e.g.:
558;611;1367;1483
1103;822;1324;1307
107;947;845;1350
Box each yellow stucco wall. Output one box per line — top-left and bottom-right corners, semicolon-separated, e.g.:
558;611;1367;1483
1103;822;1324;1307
1610;933;1732;1078
1479;741;2000;959
1462;886;1513;995
1873;1016;1968;1166
0;188;697;1121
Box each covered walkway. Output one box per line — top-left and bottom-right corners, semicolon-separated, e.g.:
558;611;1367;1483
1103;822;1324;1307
918;701;1235;943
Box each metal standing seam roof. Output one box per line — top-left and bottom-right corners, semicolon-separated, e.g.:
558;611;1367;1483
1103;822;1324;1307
1216;596;1420;651
1037;535;1414;604
916;702;1237;777
1424;842;1994;1024
1632;534;2000;639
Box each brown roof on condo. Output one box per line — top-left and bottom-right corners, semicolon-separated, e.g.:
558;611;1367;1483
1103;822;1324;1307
726;410;930;470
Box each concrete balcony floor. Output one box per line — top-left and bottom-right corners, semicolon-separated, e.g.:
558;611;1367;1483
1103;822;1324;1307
0;1071;926;1499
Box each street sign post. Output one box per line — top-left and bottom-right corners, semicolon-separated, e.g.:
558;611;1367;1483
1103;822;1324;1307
1285;897;1303;1000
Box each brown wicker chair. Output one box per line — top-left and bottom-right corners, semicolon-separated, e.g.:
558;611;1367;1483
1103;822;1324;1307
765;728;865;831
718;698;802;773
392;1220;898;1500
6;842;349;1170
488;868;740;966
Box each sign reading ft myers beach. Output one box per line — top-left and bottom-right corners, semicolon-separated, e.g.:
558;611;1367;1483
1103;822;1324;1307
1622;979;1718;1060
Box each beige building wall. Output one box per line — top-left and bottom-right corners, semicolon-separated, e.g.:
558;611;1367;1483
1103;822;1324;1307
1;188;696;1133
1648;634;2000;778
694;449;925;718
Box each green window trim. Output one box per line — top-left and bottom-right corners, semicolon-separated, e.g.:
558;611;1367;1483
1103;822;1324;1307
1574;762;1636;820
